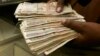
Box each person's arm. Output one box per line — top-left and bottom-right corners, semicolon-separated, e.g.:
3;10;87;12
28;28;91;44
62;20;100;47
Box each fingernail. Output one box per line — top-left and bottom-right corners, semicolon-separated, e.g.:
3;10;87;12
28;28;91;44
61;19;66;23
56;7;62;13
61;19;71;26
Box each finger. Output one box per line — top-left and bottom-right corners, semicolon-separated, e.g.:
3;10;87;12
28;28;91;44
31;0;47;2
74;34;85;45
62;20;86;33
68;33;86;47
48;0;56;3
56;0;64;13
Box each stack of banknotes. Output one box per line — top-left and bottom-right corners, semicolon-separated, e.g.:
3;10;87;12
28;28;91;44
14;2;85;56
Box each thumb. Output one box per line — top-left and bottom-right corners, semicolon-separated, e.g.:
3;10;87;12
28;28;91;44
56;0;64;13
62;20;87;33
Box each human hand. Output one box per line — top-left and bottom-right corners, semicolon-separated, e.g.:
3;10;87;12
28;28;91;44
48;0;69;13
62;20;100;47
31;0;69;12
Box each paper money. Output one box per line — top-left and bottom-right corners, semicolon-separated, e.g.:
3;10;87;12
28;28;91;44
15;2;74;18
14;2;85;56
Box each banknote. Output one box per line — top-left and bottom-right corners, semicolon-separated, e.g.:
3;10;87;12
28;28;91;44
14;2;85;56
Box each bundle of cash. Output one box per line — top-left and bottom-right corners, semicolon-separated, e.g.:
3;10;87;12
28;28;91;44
14;2;85;56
